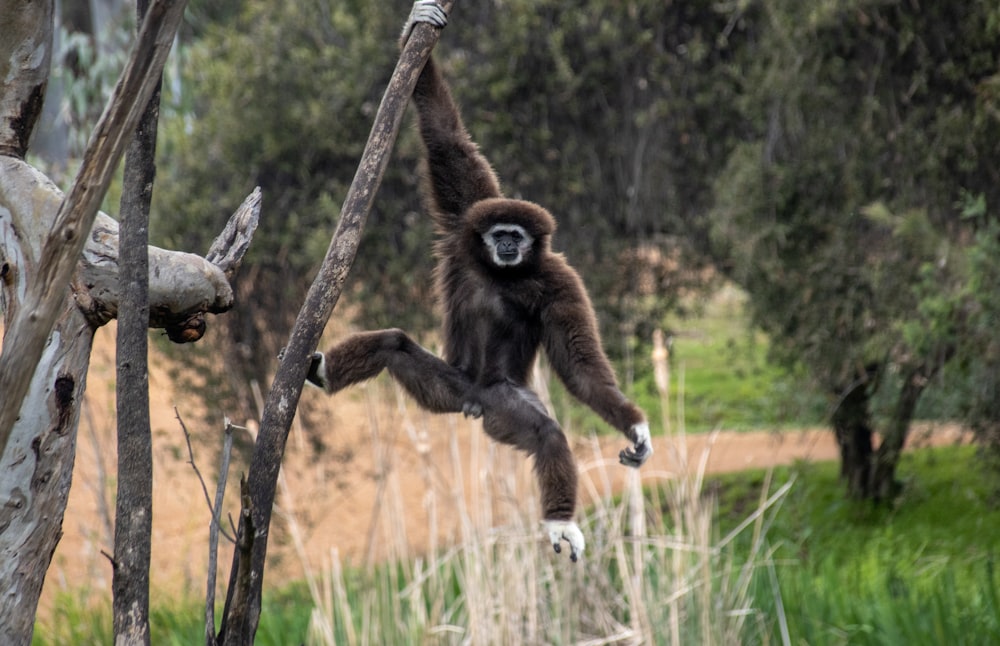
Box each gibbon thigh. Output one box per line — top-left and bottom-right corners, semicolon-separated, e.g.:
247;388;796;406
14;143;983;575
324;329;471;414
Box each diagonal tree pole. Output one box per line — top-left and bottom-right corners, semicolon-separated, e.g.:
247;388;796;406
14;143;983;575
217;3;456;642
0;0;187;457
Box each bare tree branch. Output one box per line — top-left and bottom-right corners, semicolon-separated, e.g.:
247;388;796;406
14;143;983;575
206;420;236;646
0;0;187;455
216;3;456;642
206;187;262;279
176;408;237;545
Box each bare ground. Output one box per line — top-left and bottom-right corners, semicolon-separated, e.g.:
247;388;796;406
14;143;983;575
38;324;969;613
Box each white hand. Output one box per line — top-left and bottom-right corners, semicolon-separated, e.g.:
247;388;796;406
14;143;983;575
619;421;652;468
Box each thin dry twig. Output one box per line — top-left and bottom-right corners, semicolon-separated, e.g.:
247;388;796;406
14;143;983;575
175;407;237;544
206;418;236;645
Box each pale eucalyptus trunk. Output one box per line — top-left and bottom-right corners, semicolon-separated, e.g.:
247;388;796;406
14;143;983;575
0;2;255;640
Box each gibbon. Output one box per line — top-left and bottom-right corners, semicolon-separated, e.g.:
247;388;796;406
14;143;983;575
307;0;651;561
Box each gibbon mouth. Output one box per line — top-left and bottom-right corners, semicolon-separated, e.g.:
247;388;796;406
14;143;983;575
498;251;519;262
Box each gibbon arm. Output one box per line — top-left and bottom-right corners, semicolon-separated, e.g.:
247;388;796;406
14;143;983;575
541;277;653;466
412;57;502;226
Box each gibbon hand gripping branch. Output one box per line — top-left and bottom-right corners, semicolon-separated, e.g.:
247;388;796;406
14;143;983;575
215;3;456;643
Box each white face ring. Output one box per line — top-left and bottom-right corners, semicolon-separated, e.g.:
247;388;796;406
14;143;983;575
483;223;533;267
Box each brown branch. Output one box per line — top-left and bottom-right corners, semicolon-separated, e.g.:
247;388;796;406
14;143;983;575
101;549;118;568
112;1;160;639
216;3;455;642
0;0;188;456
221;475;255;646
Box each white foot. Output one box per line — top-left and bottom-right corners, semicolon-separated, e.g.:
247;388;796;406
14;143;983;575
305;352;328;390
544;520;585;562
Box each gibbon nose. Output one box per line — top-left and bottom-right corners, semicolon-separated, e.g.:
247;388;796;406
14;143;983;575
498;241;518;258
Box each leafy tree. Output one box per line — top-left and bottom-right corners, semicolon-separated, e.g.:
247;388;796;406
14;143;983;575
950;211;1000;485
710;0;1000;499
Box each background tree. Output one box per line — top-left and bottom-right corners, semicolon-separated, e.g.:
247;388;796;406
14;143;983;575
709;0;1000;499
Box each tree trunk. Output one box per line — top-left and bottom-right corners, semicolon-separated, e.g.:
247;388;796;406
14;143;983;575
112;0;161;639
870;361;942;501
0;0;52;159
0;160;258;645
831;372;876;500
832;360;943;502
0;306;94;644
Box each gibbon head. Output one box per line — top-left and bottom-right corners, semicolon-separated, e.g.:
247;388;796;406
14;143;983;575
466;198;556;270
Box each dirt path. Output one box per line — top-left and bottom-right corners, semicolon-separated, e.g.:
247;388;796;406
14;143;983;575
38;326;969;612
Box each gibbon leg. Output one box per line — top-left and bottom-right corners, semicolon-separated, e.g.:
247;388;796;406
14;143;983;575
476;382;585;560
311;329;471;414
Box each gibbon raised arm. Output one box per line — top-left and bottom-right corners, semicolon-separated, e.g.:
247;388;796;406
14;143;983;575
307;0;651;562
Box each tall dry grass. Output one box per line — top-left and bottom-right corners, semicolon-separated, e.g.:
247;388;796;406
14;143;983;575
285;334;790;645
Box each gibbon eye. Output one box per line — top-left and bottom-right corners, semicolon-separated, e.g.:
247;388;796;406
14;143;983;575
510;230;523;242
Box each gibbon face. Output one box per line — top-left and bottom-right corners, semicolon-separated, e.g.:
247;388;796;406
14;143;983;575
482;223;533;267
465;198;556;271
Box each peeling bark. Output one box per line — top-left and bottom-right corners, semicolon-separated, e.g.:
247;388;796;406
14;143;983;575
0;2;258;642
0;0;53;158
0;156;258;644
0;308;93;644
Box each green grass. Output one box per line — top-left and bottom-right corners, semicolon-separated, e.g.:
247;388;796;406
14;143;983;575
651;288;826;432
33;584;313;646
708;445;1000;645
